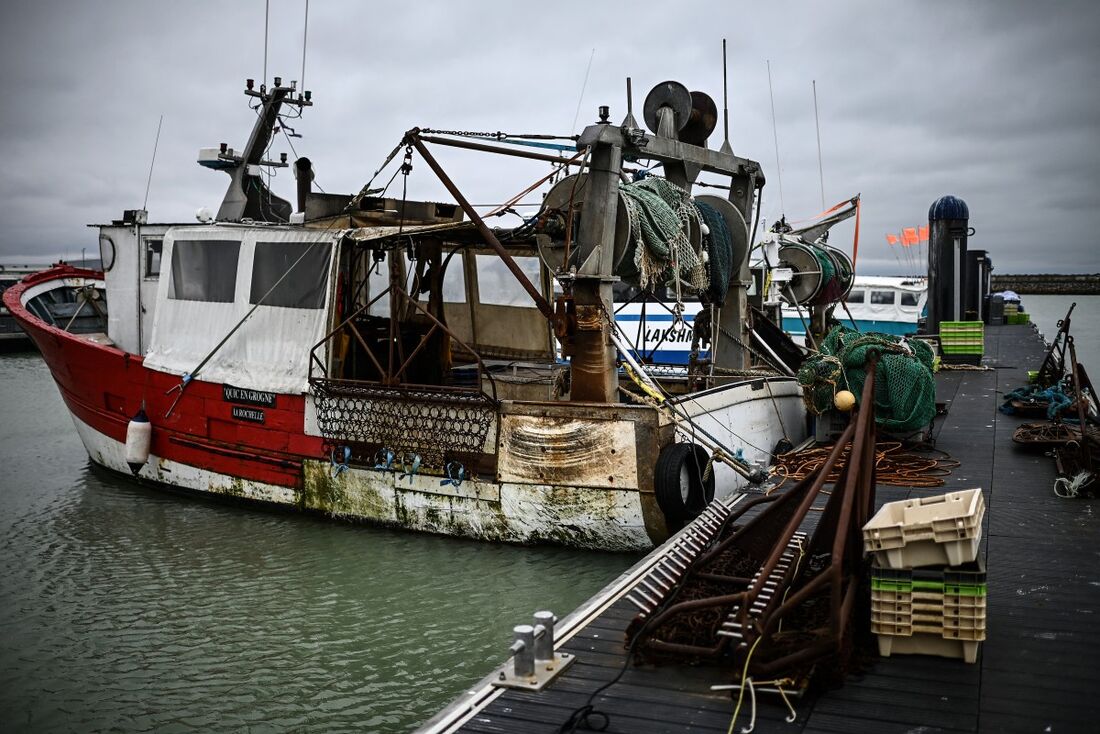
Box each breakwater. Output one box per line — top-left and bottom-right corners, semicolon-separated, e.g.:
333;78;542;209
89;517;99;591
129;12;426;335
991;273;1100;295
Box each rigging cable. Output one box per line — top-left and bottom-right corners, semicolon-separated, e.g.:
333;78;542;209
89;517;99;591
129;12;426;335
570;48;596;134
766;60;786;217
813;80;825;211
142;115;163;211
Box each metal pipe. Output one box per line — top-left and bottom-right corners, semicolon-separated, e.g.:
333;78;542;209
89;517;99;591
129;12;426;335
407;132;555;320
418;134;579;166
743;422;855;601
294;157;312;213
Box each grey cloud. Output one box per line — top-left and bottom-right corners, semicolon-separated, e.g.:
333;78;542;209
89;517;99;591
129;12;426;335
1;0;1097;275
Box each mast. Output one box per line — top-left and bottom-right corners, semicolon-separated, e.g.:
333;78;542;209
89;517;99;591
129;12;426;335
201;78;312;223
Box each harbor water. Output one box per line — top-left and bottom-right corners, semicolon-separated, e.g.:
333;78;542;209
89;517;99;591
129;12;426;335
1019;294;1100;368
0;352;635;733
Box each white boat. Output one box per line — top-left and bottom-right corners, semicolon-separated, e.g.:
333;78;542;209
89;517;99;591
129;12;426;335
783;275;927;340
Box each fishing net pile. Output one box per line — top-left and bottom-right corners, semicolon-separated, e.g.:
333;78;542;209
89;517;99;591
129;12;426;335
695;199;733;305
999;382;1073;420
618;177;735;300
797;326;936;434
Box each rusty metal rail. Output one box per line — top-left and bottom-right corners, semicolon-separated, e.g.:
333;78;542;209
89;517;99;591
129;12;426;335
627;357;880;679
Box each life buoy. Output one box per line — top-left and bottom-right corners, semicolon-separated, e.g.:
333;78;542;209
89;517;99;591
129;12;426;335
653;443;714;527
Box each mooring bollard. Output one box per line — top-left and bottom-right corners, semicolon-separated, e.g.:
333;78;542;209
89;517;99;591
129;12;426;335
510;624;535;678
494;611;574;690
532;610;555;661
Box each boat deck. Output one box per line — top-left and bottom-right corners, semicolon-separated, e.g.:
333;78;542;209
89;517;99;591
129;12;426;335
424;324;1100;733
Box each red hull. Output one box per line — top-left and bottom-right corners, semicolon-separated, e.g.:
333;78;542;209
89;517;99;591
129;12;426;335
4;265;322;488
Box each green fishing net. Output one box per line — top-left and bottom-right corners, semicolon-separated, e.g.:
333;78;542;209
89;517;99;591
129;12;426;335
797;325;936;434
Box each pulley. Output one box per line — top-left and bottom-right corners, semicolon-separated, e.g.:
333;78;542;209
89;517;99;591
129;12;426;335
679;91;719;147
643;81;692;137
535;173;630;271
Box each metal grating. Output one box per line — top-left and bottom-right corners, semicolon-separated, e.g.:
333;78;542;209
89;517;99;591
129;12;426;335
311;379;497;468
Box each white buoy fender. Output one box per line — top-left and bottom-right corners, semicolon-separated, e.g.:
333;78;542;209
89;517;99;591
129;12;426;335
125;408;152;475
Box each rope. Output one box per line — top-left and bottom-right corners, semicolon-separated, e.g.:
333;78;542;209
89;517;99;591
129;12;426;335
771;441;958;488
727;636;764;734
1054;470;1095;498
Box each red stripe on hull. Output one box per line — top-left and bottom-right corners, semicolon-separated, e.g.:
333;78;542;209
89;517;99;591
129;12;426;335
5;267;322;488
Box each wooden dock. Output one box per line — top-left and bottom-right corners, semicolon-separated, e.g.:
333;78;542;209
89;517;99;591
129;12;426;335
421;325;1100;733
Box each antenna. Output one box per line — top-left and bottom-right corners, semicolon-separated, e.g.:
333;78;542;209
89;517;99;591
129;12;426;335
142;115;163;211
813;80;825;211
766;60;786;217
719;39;732;155
570;48;596;134
300;0;310;92
621;77;640;129
263;0;270;87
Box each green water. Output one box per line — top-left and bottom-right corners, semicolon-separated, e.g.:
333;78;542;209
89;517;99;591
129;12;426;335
0;351;636;732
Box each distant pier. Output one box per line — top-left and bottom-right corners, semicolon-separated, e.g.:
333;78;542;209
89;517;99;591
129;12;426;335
991;273;1099;295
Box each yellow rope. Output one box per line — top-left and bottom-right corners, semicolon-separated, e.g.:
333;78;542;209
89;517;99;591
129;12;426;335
727;636;764;734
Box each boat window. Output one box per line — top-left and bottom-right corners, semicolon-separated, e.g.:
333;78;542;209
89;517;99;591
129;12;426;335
168;240;240;303
442;252;466;303
250;240;332;309
899;292;919;307
845;290;864;304
144;239;162;278
475;254;540;307
367;263;391;317
870;290;896;305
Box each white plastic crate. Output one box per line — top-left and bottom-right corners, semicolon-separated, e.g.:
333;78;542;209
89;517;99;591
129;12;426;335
876;632;981;664
862;489;985;568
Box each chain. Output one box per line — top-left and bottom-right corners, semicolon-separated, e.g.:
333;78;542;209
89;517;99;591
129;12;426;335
419;128;579;141
421;129;508;140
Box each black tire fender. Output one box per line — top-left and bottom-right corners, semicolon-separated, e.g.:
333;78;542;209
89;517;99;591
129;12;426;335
653;442;715;525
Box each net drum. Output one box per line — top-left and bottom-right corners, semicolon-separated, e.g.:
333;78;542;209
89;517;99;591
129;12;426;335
778;241;854;305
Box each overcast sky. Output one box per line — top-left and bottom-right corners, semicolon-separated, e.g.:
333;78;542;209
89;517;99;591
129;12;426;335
1;0;1097;275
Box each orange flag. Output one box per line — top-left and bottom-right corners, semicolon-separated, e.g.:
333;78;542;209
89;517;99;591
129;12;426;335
902;227;919;246
886;233;900;246
918;225;929;242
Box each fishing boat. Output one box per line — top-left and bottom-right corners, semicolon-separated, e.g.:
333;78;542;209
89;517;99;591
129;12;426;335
783;275;927;340
1;260;108;344
6;75;813;551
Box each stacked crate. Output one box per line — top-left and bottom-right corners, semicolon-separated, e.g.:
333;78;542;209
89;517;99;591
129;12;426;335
862;488;986;663
939;321;984;360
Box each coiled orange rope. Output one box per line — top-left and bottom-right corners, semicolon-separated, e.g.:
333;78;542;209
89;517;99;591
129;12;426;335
771;441;958;489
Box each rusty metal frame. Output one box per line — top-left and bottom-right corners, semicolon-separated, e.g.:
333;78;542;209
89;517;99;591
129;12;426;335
405;129;555;320
307;253;498;403
633;358;880;677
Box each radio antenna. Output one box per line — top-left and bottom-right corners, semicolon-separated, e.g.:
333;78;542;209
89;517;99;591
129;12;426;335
766;60;786;217
300;0;310;91
262;0;270;87
813;79;825;210
720;39;732;155
142;115;163;211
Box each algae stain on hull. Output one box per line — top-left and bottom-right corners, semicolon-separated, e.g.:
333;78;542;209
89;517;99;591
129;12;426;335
301;461;389;519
